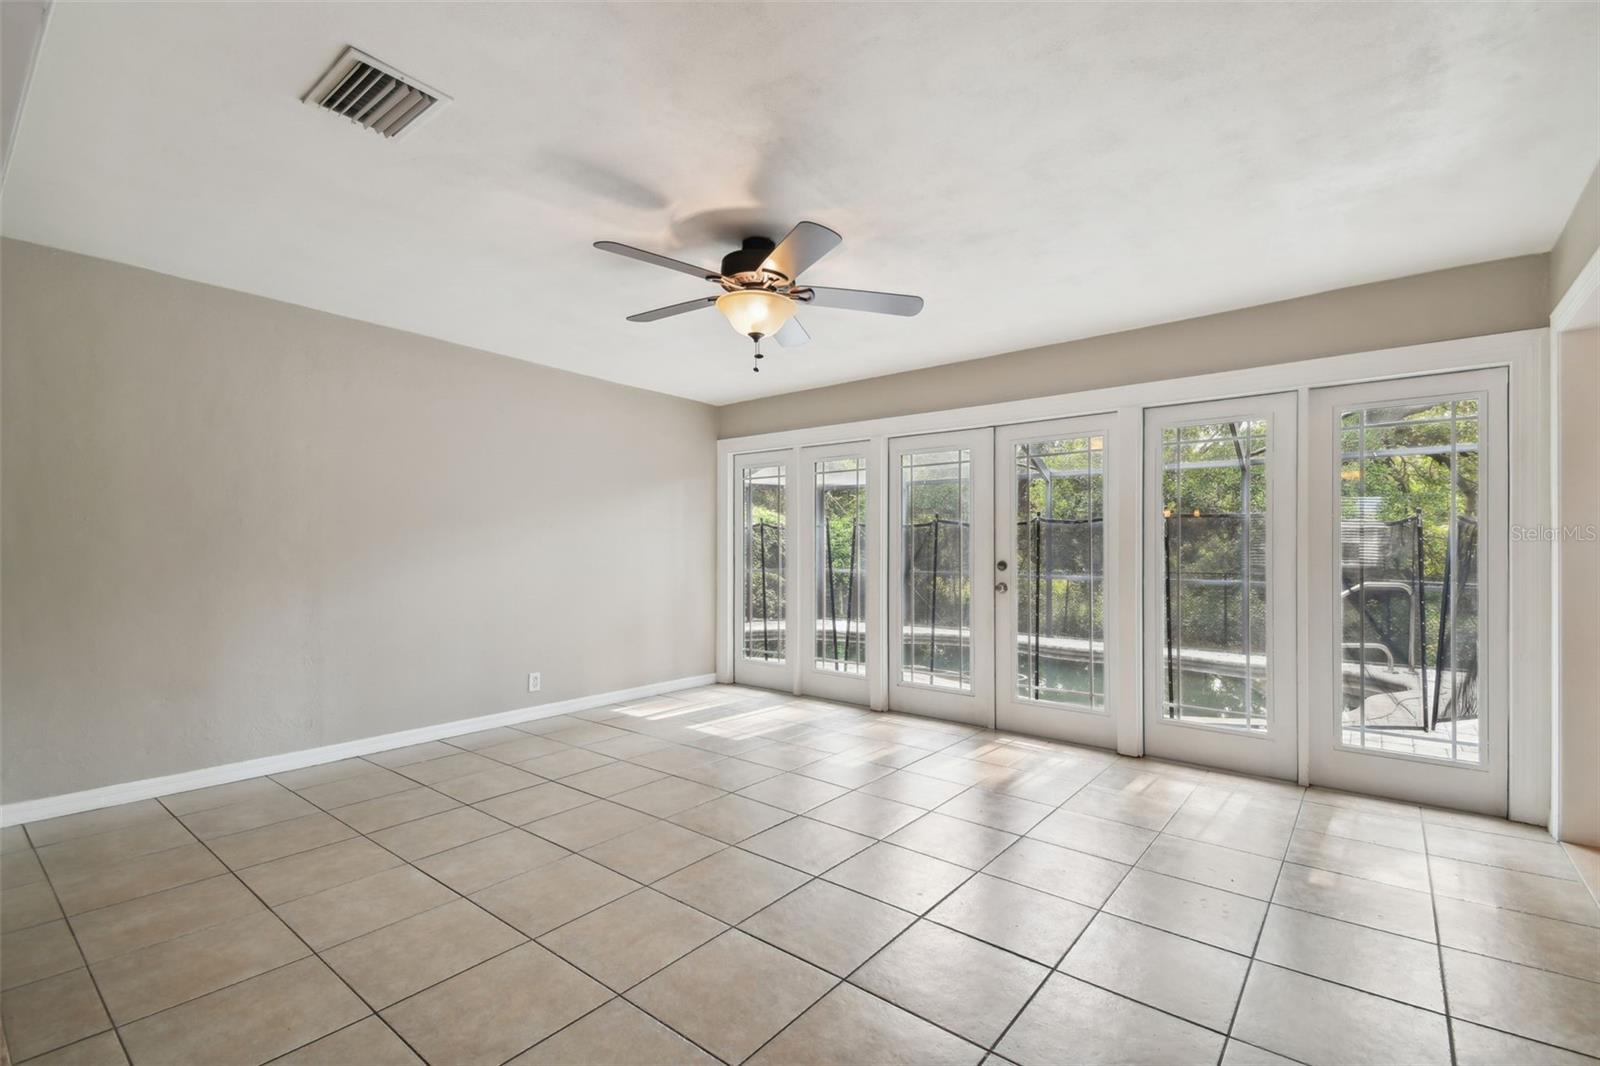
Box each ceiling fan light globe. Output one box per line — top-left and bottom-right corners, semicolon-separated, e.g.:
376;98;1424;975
715;290;796;339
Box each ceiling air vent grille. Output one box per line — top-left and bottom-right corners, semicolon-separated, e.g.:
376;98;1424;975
303;47;450;139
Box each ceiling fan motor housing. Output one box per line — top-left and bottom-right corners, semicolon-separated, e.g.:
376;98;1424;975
720;236;779;281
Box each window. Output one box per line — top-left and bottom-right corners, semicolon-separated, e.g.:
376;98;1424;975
814;457;867;674
1013;434;1106;708
741;463;786;662
900;449;972;689
1159;420;1270;729
1338;398;1481;763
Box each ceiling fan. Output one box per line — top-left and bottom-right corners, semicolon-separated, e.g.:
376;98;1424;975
595;221;923;372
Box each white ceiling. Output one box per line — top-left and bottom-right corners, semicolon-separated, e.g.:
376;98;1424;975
4;3;1596;405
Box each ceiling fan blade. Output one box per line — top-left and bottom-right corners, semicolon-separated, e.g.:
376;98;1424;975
802;286;924;317
595;241;720;281
774;317;810;348
625;296;718;323
763;221;841;281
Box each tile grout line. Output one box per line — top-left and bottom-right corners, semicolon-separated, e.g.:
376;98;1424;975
979;777;1229;1059
495;930;729;1066
632;790;1598;1045
1263;888;1600;973
734;843;988;1063
33;772;1491;903
271;711;835;1066
15;739;1587;1043
13;829;138;1066
240;785;672;1065
555;707;1018;1063
168;768;649;1056
147;793;441;1066
188;745;744;1064
260;1016;402;1066
942;768;1522;1049
628;750;991;1061
16;687;1596;1065
242;753;1391;899
1214;785;1308;1066
510;991;723;1066
1039;816;1597;1052
0;746;1492;1059
507;699;916;1063
0;717;1395;1056
33;842;374;1063
1422;819;1460;1066
250;839;656;1065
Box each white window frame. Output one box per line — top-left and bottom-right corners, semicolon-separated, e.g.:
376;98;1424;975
715;328;1551;824
1141;394;1300;782
887;429;996;727
993;415;1123;748
1306;370;1509;814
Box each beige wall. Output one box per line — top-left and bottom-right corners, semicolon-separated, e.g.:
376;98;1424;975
1552;162;1600;312
717;255;1550;438
1;240;716;804
1557;328;1600;846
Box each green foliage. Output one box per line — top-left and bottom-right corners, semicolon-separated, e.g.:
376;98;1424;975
1341;400;1477;580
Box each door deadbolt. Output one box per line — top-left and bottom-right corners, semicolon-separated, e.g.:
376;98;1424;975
995;581;1009;593
996;560;1008;571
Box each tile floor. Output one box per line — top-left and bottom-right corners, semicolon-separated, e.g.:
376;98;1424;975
2;684;1598;1066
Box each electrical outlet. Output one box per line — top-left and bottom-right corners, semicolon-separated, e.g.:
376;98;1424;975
528;672;541;693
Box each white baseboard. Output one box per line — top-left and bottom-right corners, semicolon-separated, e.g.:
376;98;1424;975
1;673;717;828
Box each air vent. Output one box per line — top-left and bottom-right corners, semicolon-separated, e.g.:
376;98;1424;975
303;47;450;139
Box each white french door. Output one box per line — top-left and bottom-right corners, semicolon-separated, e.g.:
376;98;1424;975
1143;395;1299;780
888;430;995;726
796;443;878;704
1307;370;1508;814
724;333;1542;818
993;417;1120;746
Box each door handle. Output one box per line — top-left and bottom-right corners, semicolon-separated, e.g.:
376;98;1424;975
995;582;1009;593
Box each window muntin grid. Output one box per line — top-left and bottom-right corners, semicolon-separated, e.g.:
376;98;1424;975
815;457;867;675
1013;434;1106;709
1338;398;1481;764
1159;419;1271;730
741;463;786;663
900;449;972;690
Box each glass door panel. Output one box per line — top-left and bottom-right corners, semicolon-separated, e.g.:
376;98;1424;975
1144;395;1298;780
1309;371;1507;813
994;417;1118;746
734;452;793;691
889;430;994;725
798;445;876;704
1159;418;1270;731
1340;398;1481;761
903;449;973;690
815;457;867;675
